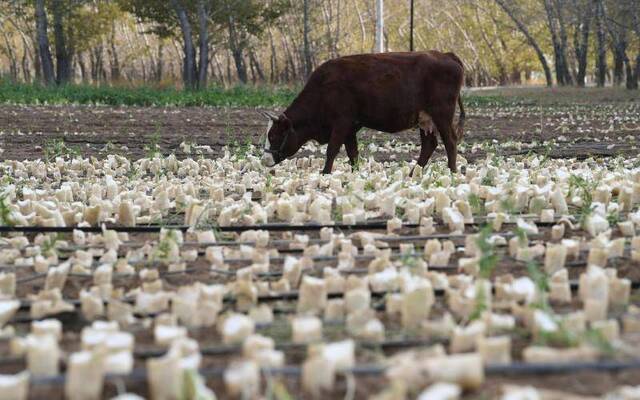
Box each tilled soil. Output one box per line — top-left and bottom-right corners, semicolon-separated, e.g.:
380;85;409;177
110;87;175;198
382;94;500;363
1;88;640;399
1;91;639;162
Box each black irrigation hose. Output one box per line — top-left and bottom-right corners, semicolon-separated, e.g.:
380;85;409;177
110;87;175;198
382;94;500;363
0;216;563;234
485;360;640;375
0;240;629;282
15;278;640;323
131;337;440;360
5;249;631;290
3;231;518;253
25;359;640;387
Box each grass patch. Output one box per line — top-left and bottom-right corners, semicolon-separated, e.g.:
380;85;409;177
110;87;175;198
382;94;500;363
43;138;81;161
0;80;298;108
0;79;523;109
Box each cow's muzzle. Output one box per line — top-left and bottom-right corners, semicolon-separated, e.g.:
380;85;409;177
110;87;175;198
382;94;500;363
262;132;290;168
261;149;277;167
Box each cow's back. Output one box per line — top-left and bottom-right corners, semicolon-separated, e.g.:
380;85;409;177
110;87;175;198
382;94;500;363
300;51;463;132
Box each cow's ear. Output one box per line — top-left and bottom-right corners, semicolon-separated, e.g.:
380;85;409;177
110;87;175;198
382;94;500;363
259;110;279;122
279;113;292;128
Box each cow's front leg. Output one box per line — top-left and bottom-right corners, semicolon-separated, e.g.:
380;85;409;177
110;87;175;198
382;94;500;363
409;129;438;177
344;132;359;170
322;125;347;174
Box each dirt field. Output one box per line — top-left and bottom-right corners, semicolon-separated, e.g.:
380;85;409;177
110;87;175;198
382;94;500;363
1;87;638;162
1;87;640;399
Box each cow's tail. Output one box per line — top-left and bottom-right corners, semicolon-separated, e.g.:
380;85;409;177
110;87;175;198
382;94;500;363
445;52;466;142
456;95;465;142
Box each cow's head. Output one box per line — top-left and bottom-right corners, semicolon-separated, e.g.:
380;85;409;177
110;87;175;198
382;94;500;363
260;111;298;167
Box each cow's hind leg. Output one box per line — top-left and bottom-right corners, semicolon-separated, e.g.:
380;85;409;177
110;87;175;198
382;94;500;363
432;108;458;172
409;129;438;177
344;131;359;170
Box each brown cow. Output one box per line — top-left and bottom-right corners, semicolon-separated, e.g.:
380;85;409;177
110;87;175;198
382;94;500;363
261;50;465;175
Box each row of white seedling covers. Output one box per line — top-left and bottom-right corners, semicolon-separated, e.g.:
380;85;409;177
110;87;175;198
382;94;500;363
1;152;639;232
0;153;639;398
0;221;639;398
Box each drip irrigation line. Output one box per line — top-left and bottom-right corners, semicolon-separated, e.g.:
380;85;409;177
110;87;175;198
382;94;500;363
0;226;550;258
130;337;440;360
0;214;566;234
1;231;515;253
485;360;640;374
13;274;640;311
24;359;640;387
16;273;48;284
4;247;628;291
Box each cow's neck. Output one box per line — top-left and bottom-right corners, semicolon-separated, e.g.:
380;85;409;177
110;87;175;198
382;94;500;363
284;89;318;146
283;109;310;146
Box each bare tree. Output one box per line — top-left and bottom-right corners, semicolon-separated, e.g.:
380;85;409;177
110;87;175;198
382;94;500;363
594;0;607;87
303;0;312;78
34;0;55;85
494;0;553;86
196;0;209;88
570;0;592;87
107;21;121;81
543;0;572;85
170;0;197;89
623;0;639;89
227;15;247;83
156;40;164;82
52;0;72;84
602;1;629;86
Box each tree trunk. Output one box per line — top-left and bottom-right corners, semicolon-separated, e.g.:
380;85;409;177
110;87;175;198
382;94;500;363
594;0;607;87
554;0;573;84
227;16;247;84
603;5;628;87
625;0;639;89
612;43;627;86
475;6;508;85
108;22;121;82
543;0;571;85
21;36;31;83
34;0;55;85
249;50;265;82
90;47;98;82
0;27;18;81
352;0;366;54
634;54;640;89
196;0;209;89
303;0;313;78
213;53;224;86
156;41;164;83
52;0;72;84
34;35;42;82
225;49;232;83
91;45;106;84
171;0;197;89
281;34;295;81
494;0;553;86
624;56;638;89
268;29;278;83
78;53;87;83
230;48;247;84
573;0;591;87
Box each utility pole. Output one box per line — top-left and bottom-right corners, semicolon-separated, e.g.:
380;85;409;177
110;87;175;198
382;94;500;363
409;0;414;51
375;0;384;53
